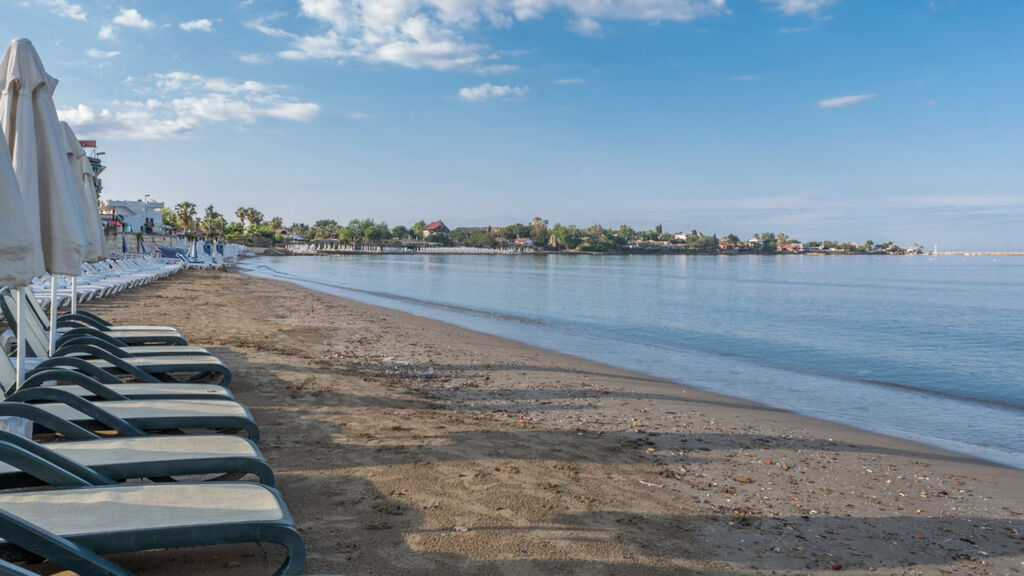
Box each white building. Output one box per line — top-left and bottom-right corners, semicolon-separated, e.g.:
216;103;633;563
102;199;164;233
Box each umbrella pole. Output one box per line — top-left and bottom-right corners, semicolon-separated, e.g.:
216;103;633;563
49;276;58;356
70;276;77;314
14;287;25;390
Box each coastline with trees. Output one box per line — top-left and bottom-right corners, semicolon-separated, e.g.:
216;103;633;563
158;204;926;255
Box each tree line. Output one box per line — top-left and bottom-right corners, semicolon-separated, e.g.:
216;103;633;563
158;204;904;254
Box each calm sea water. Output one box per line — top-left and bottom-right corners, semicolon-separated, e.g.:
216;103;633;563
241;254;1024;469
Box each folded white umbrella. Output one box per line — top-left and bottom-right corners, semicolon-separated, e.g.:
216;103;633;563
62;121;108;313
62;122;107;262
0;126;44;286
0;38;89;273
1;38;90;369
0;117;45;388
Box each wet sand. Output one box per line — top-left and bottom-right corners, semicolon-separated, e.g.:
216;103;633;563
61;268;1024;575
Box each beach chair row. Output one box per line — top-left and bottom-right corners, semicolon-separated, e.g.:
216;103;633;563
0;288;305;575
29;256;183;311
176;252;226;271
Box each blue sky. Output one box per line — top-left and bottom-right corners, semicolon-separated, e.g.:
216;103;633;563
3;0;1022;249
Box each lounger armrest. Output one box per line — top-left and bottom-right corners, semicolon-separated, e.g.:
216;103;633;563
55;337;131;358
0;431;114;486
54;316;107;331
59;311;112;328
20;369;130;401
0;558;41;575
57;328;127;347
0;404;100;440
48;348;158;383
29;357;126;384
0;440;97;487
4;390;146;437
0;510;133;576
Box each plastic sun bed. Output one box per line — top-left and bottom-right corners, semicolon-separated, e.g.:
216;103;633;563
0;483;303;575
0;416;273;489
0;388;260;442
2;356;233;402
2;288;213;357
0;289;186;346
1;292;231;386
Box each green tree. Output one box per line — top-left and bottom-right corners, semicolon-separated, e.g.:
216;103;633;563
160;208;178;229
529;217;549;247
175;201;197;232
246;208;264;228
758;232;778;253
412;220;427;238
501;223;529;240
235;207;247;229
269;216;283;230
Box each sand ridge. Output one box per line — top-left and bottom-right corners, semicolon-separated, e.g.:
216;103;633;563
72;269;1024;575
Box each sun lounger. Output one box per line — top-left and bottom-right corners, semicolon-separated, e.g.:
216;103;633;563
0;411;272;488
2;355;233;403
1;294;230;385
0;483;303;575
0;289;187;347
2;388;260;441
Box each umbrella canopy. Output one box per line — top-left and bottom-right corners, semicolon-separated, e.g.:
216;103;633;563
61;121;108;261
0;38;88;275
0;122;43;286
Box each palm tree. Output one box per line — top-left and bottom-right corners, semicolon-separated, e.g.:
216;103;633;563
235;207;247;229
269;216;283;230
246;207;264;228
175;201;197;233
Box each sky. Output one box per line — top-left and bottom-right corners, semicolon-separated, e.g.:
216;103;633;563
2;0;1022;250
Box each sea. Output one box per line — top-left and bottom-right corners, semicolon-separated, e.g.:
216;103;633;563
240;254;1024;469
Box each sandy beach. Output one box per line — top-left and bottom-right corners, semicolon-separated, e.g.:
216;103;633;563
69;268;1024;576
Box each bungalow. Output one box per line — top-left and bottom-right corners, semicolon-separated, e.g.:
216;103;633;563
102;199;164;234
423;220;450;238
514;237;534;246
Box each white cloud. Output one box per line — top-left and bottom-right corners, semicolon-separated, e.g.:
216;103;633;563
458;83;528;101
57;72;320;140
42;0;86;21
554;78;585;84
252;0;728;71
239;53;268;64
113;8;155;29
245;15;297;39
86;48;120;59
569;17;601;36
764;0;838;16
180;19;214;32
779;24;817;33
729;74;760;81
98;25;115;40
817;93;875;109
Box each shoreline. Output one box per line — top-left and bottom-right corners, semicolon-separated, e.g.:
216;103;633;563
242;260;1024;471
90;270;1024;575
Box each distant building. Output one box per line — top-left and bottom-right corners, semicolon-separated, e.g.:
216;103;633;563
102;199;164;234
423;220;450;238
514;237;534;246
